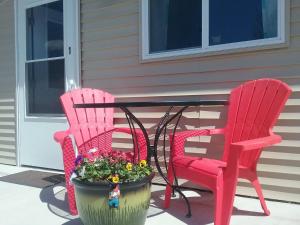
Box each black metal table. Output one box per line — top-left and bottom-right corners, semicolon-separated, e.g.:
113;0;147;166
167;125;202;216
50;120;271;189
74;100;228;217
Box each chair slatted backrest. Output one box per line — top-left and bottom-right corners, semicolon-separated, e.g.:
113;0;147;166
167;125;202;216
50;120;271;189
223;79;292;168
60;88;115;150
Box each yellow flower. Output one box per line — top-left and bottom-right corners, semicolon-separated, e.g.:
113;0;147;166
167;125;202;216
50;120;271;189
126;163;133;171
139;160;147;168
112;175;119;183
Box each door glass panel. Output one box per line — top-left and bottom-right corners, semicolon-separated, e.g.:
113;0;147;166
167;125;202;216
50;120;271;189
26;59;65;115
209;0;278;45
26;0;64;60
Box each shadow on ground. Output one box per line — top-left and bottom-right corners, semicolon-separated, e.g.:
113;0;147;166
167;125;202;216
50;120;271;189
149;189;265;225
40;183;265;225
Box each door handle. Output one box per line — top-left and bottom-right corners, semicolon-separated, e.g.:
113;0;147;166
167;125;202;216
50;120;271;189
68;79;77;90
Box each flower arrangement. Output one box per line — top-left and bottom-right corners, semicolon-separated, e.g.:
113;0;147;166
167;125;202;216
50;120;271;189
72;148;152;184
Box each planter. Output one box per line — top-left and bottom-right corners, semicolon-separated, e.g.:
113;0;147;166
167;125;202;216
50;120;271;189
72;173;154;225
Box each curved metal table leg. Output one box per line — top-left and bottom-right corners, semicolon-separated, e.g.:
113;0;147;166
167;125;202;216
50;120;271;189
152;106;193;218
120;105;193;218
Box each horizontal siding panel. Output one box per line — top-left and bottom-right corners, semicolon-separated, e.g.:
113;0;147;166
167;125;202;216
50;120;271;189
83;69;300;92
0;144;15;150
82;35;138;52
81;0;137;22
81;0;135;13
0;129;15;134
290;36;300;47
258;164;300;176
242;177;300;189
0;64;15;73
238;181;299;195
0;0;16;166
83;65;300;86
291;22;300;36
279;112;300;119
81;13;137;33
84;79;300;98
274;126;300;134
0;157;16;166
0;122;15;126
0;137;15;142
292;5;300;22
236;186;300;203
0;150;16;158
83;51;300;78
276;140;300;147
261;151;300;161
82;46;138;62
0;114;15;118
272;134;300;144
292;0;300;8
83;56;139;70
0;106;14;110
82;24;138;43
0;99;14;103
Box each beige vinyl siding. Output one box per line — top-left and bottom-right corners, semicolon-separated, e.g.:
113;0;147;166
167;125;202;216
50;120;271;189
81;0;300;202
0;0;16;165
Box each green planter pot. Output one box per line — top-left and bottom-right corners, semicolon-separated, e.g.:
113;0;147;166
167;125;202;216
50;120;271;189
72;174;154;225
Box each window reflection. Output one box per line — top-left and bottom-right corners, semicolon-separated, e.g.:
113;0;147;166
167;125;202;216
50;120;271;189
149;0;202;53
26;0;64;60
209;0;278;45
26;60;65;115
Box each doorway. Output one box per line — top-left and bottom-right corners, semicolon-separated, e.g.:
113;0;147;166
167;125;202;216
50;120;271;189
16;0;80;169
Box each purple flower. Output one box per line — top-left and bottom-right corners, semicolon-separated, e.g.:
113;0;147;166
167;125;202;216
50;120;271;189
75;154;83;166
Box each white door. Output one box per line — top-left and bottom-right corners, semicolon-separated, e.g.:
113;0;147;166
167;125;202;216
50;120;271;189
16;0;80;169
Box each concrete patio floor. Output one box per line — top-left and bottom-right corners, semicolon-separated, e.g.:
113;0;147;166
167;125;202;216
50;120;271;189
0;164;299;225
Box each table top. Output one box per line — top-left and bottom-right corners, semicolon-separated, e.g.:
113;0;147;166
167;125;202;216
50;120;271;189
74;100;228;108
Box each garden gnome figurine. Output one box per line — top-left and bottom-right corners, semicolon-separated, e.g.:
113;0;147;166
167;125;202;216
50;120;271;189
108;183;120;208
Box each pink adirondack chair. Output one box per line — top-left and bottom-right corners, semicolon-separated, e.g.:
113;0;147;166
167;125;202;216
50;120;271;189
164;79;291;225
54;88;147;215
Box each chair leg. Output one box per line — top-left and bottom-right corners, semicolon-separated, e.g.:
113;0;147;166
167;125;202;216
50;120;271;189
67;184;78;215
219;180;237;225
251;178;270;216
214;187;223;225
164;167;175;209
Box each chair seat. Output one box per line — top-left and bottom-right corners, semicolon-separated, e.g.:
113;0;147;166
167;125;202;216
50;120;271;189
173;156;226;176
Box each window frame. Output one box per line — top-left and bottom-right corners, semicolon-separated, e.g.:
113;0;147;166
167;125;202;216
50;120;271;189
140;0;288;62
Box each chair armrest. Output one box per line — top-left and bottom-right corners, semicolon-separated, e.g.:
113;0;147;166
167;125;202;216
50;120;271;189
171;128;225;140
54;130;70;145
113;127;144;136
169;128;225;157
230;134;282;152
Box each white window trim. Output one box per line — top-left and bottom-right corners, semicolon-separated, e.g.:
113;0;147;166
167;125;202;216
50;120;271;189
141;0;287;62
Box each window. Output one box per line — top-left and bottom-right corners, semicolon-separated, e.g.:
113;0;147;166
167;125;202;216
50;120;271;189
141;0;286;60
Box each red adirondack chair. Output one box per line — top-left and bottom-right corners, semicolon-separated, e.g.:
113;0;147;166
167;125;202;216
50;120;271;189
164;79;291;225
54;88;147;215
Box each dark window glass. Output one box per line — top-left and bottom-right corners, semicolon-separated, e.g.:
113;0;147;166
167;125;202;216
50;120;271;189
149;0;202;53
26;0;64;60
209;0;278;46
26;59;65;115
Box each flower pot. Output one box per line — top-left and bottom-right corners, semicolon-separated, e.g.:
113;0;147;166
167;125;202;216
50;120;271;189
72;173;154;225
